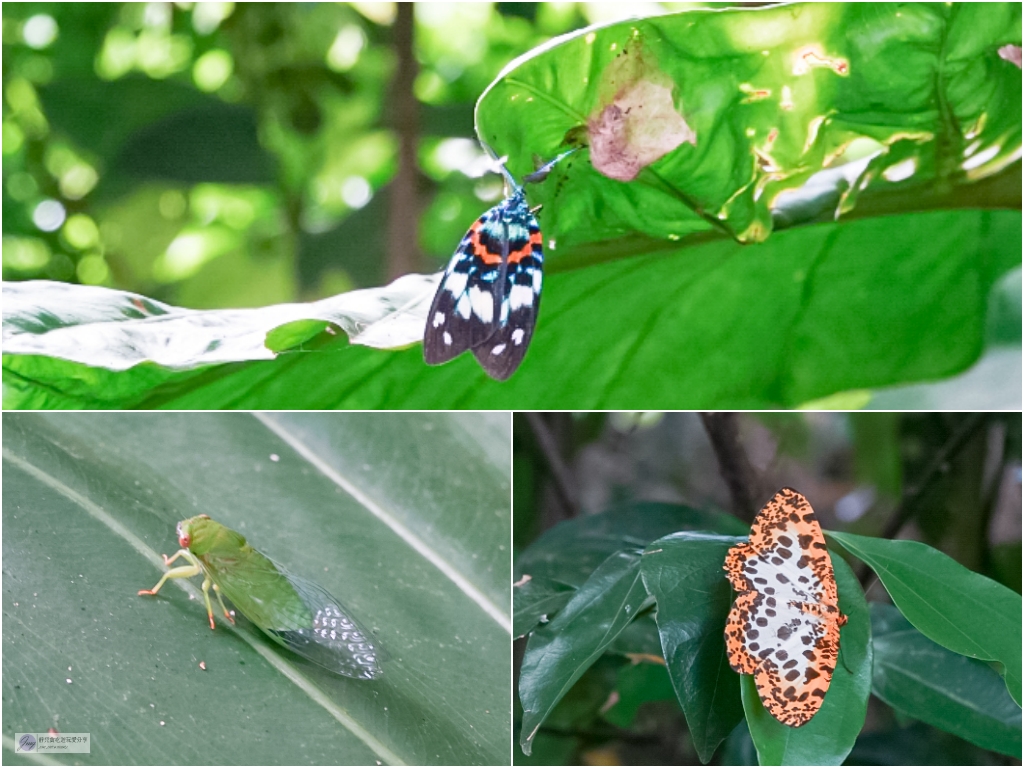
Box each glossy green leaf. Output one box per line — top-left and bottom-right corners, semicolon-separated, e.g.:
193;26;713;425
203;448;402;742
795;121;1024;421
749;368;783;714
513;575;575;639
606;612;663;658
829;531;1023;706
740;553;871;766
515;502;747;587
518;549;653;756
1;412;510;765
870;602;1022;757
639;532;747;763
477;3;1020;246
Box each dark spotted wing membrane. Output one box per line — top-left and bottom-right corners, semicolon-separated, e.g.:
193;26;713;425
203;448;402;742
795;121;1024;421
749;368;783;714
268;574;386;680
472;205;543;381
423;204;506;366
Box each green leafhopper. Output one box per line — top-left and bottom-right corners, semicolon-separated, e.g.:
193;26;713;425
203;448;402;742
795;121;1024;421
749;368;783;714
139;515;384;679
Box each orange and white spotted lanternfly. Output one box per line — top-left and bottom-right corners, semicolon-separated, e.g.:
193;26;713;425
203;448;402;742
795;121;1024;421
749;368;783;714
723;488;847;727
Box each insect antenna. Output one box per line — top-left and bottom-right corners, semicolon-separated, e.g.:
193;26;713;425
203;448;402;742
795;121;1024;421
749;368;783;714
522;148;579;186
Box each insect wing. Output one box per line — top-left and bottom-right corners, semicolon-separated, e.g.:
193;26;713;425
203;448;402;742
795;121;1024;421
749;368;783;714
203;556;384;680
200;549;310;631
269;573;385;680
723;488;845;726
423;203;506;366
472;199;543;380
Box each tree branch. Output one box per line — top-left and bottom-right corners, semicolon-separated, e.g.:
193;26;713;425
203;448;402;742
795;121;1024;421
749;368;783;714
385;3;422;280
699;413;761;519
526;412;580;518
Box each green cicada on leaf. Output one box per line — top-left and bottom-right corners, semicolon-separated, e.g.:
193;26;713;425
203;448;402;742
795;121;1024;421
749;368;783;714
139;515;384;679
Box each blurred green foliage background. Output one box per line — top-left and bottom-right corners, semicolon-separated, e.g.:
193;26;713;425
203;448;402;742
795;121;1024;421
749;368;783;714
1;2;638;308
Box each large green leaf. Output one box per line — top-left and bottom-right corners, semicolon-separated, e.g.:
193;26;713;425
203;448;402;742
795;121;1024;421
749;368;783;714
739;552;872;766
4;210;1019;409
1;274;435;406
1;413;510;765
517;549;653;756
639;533;746;763
829;531;1023;706
869;602;1021;758
477;3;1020;246
515;502;747;587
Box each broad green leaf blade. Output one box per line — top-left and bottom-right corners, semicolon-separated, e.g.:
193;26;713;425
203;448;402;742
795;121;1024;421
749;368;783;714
639;532;747;763
258;412;511;622
740;553;871;766
523;211;1020;408
1;272;435;394
1;412;510;765
3;210;1020;409
476;3;1021;247
829;530;1023;706
606;612;663;658
513;576;575;639
518;549;652;756
515;502;747;587
870;602;1022;758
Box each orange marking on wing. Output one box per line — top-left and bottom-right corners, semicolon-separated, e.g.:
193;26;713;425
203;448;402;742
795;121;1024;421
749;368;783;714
466;219;503;265
724;592;759;675
507;230;542;265
723;488;846;727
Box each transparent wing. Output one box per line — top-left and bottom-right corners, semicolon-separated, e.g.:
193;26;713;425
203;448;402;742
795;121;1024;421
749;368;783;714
268;573;386;680
204;554;385;680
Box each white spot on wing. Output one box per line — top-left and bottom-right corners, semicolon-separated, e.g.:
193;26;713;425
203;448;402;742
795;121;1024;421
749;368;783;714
509;283;533;310
470;286;494;323
443;331;452;345
491;343;507;355
512;328;525;345
456;293;472;320
432;311;445;328
445;270;468;296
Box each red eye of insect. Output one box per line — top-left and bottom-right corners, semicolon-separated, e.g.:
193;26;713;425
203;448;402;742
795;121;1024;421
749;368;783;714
177;524;190;548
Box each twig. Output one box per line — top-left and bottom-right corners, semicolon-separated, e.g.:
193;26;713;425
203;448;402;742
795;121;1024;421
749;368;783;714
856;413;986;589
525;412;580;518
699;413;760;520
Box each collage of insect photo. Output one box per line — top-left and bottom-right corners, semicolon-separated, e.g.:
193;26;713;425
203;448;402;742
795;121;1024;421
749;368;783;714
2;3;1021;767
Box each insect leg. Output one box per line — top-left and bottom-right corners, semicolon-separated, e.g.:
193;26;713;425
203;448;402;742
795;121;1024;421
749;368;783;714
212;583;235;624
138;548;202;596
199;576;218;630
